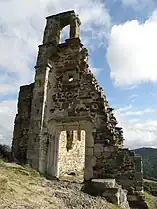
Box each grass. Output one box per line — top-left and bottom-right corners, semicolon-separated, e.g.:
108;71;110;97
1;158;155;209
0;158;122;209
0;159;54;208
145;192;157;209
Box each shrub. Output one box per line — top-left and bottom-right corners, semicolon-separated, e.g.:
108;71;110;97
144;181;157;196
0;144;11;161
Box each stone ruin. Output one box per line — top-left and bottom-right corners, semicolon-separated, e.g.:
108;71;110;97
11;11;148;209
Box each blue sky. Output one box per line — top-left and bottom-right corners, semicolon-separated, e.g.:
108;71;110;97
0;0;157;148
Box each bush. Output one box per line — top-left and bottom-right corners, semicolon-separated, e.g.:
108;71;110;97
144;181;157;196
0;144;11;161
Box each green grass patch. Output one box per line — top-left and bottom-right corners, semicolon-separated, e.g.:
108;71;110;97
144;180;157;196
145;192;157;209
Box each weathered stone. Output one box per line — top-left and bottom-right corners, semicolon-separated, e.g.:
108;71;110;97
90;179;129;208
94;143;104;155
11;10;147;209
101;151;111;158
86;147;93;156
91;179;116;189
102;187;129;208
103;146;118;152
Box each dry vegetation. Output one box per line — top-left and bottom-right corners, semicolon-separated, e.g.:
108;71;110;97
0;159;122;209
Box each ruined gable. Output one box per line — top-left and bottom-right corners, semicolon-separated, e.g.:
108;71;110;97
12;11;148;208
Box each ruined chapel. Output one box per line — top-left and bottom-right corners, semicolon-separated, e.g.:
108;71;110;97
12;10;148;208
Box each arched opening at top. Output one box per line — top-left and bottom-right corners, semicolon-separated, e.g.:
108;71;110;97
60;25;70;43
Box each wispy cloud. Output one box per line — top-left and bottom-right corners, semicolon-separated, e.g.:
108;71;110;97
121;0;155;10
123;85;137;90
115;105;157;148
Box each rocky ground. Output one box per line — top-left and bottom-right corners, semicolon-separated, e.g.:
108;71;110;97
0;159;120;209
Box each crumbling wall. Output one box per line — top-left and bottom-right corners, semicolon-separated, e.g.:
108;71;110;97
12;83;34;163
58;130;85;177
11;10;145;207
92;145;143;191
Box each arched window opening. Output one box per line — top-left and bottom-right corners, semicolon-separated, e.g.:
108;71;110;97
60;25;70;43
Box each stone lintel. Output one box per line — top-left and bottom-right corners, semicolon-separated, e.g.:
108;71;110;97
47;119;94;131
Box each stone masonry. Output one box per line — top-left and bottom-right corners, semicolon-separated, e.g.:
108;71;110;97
12;11;148;208
58;130;85;177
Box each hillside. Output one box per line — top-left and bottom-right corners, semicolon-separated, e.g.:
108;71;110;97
0;159;121;209
1;158;157;208
133;147;157;180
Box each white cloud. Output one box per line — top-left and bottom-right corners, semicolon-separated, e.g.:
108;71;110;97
0;100;17;145
129;94;137;103
106;11;157;86
0;0;110;145
116;106;156;116
123;85;137;90
114;106;157;149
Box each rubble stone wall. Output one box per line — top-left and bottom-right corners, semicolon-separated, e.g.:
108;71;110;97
92;145;143;192
12;83;34;163
58;130;85;176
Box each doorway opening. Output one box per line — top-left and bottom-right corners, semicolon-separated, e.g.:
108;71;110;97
58;130;86;182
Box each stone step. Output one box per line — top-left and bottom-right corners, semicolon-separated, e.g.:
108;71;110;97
90;179;130;209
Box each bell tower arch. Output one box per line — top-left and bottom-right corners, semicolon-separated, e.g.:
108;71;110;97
43;10;81;46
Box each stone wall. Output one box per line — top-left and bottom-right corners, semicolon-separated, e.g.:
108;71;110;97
58;130;85;177
12;83;34;163
92;145;143;192
26;10;81;170
11;10;146;208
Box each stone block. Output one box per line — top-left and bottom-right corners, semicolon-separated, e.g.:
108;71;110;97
103;146;118;152
85;155;96;167
135;172;143;181
91;156;97;167
102;151;112;158
86;135;94;147
127;194;143;201
134;156;142;172
102;187;129;208
84;167;93;180
94;144;103;155
86;147;93;155
91;179;116;191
